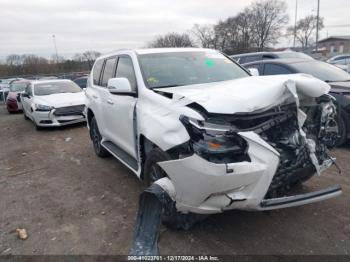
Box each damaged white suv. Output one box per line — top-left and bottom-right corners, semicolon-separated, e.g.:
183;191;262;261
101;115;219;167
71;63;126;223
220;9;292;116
86;48;341;220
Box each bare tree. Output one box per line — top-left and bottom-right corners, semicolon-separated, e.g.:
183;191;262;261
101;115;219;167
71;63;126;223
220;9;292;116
250;0;289;51
82;51;101;69
192;24;219;49
6;54;23;66
148;32;196;48
287;15;324;49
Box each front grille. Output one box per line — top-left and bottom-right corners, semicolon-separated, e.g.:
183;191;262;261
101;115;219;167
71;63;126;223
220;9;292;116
249;105;316;199
54;105;85;116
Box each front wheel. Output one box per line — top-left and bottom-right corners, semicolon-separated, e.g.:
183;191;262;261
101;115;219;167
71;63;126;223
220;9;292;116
337;114;348;146
89;117;110;158
143;148;206;230
23;111;29;120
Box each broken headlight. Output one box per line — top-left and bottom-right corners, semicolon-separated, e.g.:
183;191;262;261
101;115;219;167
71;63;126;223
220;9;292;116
180;115;250;164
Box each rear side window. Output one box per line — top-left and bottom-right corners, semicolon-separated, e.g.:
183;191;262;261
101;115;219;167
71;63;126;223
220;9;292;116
116;56;137;91
93;59;104;85
263;63;292;75
101;58;117;87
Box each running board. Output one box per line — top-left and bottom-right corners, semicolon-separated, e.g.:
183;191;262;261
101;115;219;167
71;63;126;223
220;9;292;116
260;185;342;210
102;141;138;171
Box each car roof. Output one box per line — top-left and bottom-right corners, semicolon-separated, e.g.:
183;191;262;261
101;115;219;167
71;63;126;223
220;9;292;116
11;79;31;84
31;79;73;85
243;58;315;66
98;47;217;60
231;51;297;58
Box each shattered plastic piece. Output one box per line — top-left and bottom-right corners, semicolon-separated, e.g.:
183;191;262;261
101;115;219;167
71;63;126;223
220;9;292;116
129;184;169;256
16;228;28;240
65;137;72;142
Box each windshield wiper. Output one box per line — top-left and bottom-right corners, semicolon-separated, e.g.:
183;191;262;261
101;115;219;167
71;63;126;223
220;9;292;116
152;84;180;89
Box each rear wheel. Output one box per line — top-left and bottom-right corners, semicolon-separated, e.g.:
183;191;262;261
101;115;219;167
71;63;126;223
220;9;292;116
143;148;206;230
89;117;110;158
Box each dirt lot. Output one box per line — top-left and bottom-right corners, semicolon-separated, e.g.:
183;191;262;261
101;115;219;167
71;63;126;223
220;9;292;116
0;104;349;255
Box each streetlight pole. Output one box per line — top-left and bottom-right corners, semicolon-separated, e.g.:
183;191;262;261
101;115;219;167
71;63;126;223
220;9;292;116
315;0;320;52
293;0;298;48
52;34;59;63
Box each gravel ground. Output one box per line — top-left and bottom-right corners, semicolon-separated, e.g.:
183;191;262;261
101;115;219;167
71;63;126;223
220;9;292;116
0;104;349;255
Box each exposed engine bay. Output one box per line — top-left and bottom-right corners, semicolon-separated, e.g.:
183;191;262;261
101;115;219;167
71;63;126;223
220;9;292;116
172;94;339;199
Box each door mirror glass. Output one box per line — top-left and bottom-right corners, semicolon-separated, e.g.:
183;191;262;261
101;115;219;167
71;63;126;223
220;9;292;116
107;78;135;95
248;68;260;76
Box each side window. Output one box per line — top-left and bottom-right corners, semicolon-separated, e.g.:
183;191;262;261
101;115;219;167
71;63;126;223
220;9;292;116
93;59;104;86
26;86;33;96
263;63;292;75
101;58;117;87
116;56;137;92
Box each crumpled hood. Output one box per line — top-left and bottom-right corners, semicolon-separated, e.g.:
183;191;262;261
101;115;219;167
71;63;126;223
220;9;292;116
35;92;85;108
154;74;331;114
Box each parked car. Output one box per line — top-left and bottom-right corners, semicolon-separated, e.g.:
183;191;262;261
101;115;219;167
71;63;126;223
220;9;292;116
243;58;350;145
6;80;30;113
22;79;86;129
85;48;341;228
230;51;313;64
327;54;350;72
0;78;22;101
73;76;88;89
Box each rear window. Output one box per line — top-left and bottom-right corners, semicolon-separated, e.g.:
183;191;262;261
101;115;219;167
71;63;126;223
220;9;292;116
34;81;82;96
10;82;28;92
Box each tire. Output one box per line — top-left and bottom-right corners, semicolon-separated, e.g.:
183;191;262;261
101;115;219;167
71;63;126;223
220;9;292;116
23;111;29;120
89;117;110;158
143;148;206;230
337;114;347;146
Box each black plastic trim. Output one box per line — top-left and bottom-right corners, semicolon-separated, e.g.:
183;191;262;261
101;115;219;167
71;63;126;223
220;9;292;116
261;185;342;208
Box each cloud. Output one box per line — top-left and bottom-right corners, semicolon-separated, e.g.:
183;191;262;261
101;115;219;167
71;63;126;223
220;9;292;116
0;0;349;59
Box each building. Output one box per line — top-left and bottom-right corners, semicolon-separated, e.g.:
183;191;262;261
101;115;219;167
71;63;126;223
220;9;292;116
318;36;350;57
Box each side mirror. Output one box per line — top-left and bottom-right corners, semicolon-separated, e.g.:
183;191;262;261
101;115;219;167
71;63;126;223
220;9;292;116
248;68;260;76
22;93;30;98
107;78;136;96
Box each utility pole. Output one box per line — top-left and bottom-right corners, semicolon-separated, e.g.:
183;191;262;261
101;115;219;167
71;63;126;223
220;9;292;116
52;35;59;63
315;0;320;52
293;0;298;48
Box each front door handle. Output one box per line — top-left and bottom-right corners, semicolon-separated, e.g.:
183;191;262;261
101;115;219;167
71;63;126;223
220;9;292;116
92;95;98;99
107;99;114;105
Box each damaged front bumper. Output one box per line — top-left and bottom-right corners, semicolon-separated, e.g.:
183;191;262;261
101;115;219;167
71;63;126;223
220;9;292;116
33;109;86;127
158;131;342;214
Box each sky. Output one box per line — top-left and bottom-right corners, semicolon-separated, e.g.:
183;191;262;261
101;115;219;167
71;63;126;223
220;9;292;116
0;0;349;60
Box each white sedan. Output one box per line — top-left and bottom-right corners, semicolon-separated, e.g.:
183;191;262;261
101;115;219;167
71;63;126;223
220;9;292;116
22;79;86;129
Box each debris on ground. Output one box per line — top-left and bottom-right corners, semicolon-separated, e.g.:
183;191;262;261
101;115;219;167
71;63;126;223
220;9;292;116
65;137;72;142
21;152;27;157
2;248;11;254
16;228;28;240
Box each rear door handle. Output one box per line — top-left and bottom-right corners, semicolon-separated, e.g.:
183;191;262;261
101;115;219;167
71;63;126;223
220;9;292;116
107;99;114;105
